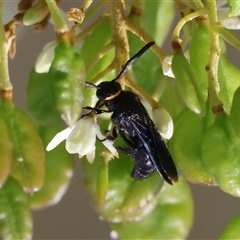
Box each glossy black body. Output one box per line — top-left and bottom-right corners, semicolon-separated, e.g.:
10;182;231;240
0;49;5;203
84;42;178;184
103;88;177;184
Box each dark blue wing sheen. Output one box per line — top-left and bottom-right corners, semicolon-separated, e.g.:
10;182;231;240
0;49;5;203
117;132;155;179
110;91;178;184
128;114;178;185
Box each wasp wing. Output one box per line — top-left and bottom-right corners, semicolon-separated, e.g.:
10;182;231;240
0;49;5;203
117;132;155;179
128;113;178;185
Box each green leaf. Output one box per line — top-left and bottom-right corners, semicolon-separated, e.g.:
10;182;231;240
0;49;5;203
202;114;240;197
172;47;206;115
227;0;240;16
82;118;192;238
117;172;163;222
26;69;62;126
128;34;160;93
170;108;214;184
141;1;174;46
219;214;240;239
49;41;85;126
0;101;45;193
84;48;115;83
218;56;240;114
80;18;112;64
230;86;240;137
110;177;193;239
189;19;209;101
159;77;185;118
30;126;74;209
79;18;114;85
0;118;12;186
0;178;32;240
82;134;163;222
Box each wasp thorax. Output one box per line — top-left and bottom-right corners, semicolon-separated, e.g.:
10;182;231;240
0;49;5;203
96;81;122;101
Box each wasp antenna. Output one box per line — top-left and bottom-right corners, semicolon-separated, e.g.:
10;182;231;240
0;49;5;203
113;42;155;82
85;82;98;88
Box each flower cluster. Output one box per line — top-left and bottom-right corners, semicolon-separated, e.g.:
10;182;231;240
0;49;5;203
46;116;118;163
162;4;240;78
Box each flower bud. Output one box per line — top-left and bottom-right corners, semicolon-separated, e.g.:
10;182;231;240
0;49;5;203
152;107;173;139
140;99;173;139
35;41;57;73
23;1;49;26
162;56;174;78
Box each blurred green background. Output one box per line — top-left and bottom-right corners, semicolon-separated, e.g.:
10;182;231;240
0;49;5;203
5;1;240;239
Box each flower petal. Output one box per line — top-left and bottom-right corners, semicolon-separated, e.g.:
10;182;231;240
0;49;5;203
46;126;74;151
96;130;119;158
86;145;96;164
218;8;240;29
102;139;119;158
66;117;97;155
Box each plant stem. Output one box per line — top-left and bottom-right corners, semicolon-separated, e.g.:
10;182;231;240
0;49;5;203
206;0;223;113
86;42;114;73
45;0;68;33
81;1;104;23
172;9;208;41
108;0;129;73
125;20;167;62
215;26;240;52
106;0;165;109
125;76;160;109
0;0;12;92
129;0;144;23
192;0;204;10
76;16;104;42
80;0;93;12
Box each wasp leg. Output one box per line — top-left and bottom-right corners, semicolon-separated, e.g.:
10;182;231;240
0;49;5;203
97;126;117;143
82;100;112;117
83;106;112;115
97;135;115;142
118;131;137;149
118;131;155;179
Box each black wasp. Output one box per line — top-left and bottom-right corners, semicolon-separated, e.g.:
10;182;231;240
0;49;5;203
84;42;178;185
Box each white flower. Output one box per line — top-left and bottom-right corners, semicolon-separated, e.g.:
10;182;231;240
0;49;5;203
46;116;118;163
218;7;240;29
46;125;75;151
216;1;240;29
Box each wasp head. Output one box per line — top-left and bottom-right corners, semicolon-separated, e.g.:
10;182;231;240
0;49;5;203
96;81;122;102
